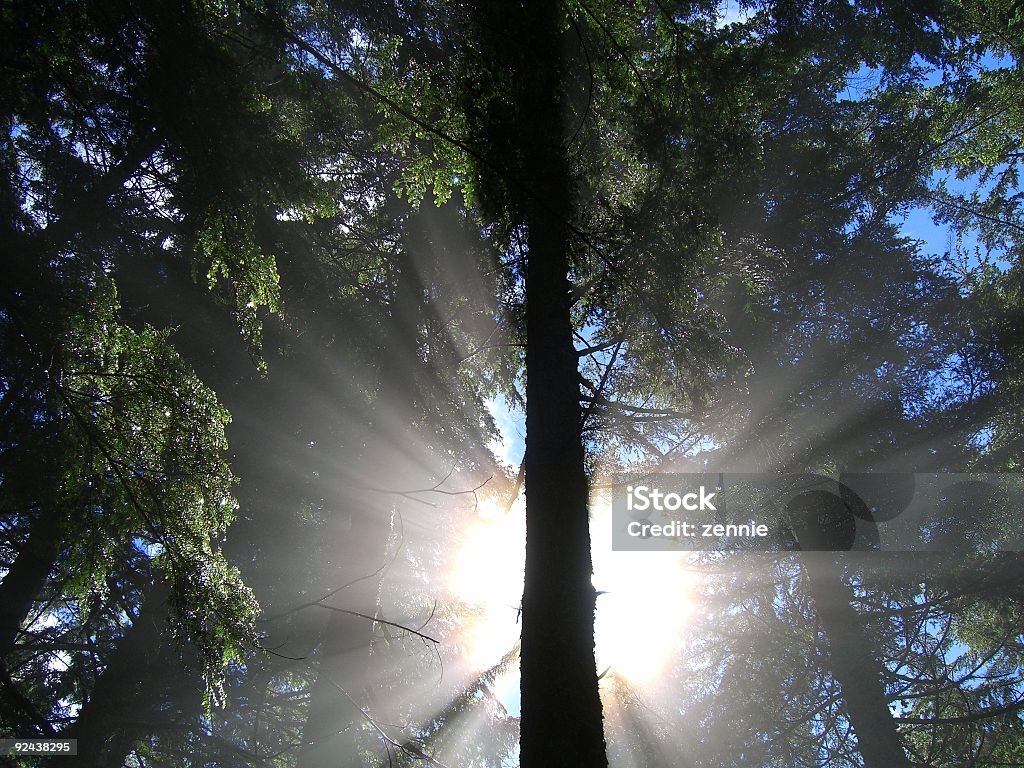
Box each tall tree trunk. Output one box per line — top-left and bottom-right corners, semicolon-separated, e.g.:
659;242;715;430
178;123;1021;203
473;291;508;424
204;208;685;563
43;581;203;767
296;507;386;768
0;506;68;735
0;506;68;659
297;204;426;768
474;1;609;764
51;581;171;768
107;668;204;768
801;553;913;768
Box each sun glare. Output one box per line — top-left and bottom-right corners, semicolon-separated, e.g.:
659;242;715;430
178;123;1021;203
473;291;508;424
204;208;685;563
447;500;525;669
448;498;699;687
591;504;699;685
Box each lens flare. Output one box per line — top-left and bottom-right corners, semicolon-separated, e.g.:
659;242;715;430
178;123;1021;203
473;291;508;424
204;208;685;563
447;501;525;669
447;498;698;687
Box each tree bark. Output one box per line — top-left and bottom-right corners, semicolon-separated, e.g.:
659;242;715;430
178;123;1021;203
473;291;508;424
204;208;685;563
296;505;386;768
51;581;171;768
0;485;72;736
801;554;913;768
0;506;68;660
473;1;609;765
297;204;427;768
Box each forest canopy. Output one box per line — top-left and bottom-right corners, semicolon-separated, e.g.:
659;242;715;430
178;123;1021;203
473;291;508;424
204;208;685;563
2;1;1024;767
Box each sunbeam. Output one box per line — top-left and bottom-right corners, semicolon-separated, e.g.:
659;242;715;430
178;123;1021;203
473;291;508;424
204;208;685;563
446;497;699;694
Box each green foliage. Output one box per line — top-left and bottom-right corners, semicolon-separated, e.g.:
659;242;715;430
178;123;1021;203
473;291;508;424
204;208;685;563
372;36;475;208
3;1;1024;765
54;281;259;705
195;210;283;373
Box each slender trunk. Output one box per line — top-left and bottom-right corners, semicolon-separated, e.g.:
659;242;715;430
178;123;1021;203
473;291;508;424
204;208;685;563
44;585;200;767
297;610;364;767
0;508;66;732
296;507;386;768
51;581;171;768
297;205;426;768
484;1;609;764
801;554;913;768
107;673;203;768
0;506;68;659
